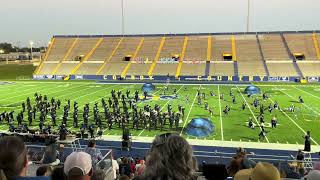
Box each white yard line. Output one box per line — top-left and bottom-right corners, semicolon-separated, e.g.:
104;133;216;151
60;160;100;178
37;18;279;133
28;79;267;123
72;87;112;101
87;85;124;104
152;85;165;95
293;86;320;101
256;84;320;88
57;85;107;100
159;85;184;111
0;84;33;92
268;97;319;145
236;86;270;143
180;85;200;135
0;83;56;102
280;89;320;116
6;84;88;108
217;85;224;141
138;129;145;136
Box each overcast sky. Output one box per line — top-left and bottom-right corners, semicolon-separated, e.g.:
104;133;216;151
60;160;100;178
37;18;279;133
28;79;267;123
0;0;319;47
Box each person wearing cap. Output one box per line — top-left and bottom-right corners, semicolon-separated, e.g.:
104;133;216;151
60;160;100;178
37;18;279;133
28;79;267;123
234;162;280;180
64;152;93;180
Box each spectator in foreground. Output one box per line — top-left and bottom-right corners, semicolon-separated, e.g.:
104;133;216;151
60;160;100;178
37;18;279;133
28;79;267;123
119;157;132;178
119;175;130;180
111;154;119;180
305;170;320;180
84;140;103;166
135;160;146;176
36;166;48;176
0;136;50;180
39;138;60;166
228;147;256;177
279;163;300;179
134;133;197;180
296;149;305;175
64;152;93;180
51;166;66;180
314;160;320;171
90;169;106;180
234;162;280;180
235;147;256;169
130;158;136;175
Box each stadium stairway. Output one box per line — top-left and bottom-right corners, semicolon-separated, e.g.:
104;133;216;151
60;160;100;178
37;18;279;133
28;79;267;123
148;37;166;76
280;33;294;60
175;36;188;78
233;61;238;76
205;61;210;76
51;38;79;75
285;33;318;60
312;33;320;60
258;34;290;60
121;37;145;77
96;38;123;75
231;35;237;61
293;61;303;77
205;36;211;76
281;33;303;77
256;34;270;76
69;38;104;75
231;35;239;76
34;37;55;75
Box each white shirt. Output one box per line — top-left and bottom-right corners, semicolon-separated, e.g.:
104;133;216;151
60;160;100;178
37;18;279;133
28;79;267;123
112;159;119;179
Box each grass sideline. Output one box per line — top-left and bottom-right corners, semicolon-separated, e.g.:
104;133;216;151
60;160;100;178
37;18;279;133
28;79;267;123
0;64;35;80
0;81;319;146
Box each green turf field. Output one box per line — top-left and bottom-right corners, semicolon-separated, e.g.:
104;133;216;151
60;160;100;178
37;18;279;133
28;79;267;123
0;64;35;80
0;81;319;145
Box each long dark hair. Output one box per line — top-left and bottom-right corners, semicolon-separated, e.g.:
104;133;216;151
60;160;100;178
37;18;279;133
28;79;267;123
0;136;27;180
88;139;96;148
139;134;196;180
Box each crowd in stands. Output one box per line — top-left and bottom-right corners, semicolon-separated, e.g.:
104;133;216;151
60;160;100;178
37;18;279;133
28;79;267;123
0;134;320;180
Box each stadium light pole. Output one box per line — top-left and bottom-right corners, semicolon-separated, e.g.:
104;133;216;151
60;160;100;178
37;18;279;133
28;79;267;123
246;0;250;32
121;0;125;35
30;41;34;60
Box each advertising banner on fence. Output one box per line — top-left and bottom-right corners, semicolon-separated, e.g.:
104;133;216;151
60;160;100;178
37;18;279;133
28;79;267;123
34;74;318;83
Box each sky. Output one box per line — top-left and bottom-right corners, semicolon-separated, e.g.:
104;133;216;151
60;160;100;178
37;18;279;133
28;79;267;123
0;0;319;47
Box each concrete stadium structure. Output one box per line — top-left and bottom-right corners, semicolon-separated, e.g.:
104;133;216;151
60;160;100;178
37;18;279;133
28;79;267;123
34;31;320;80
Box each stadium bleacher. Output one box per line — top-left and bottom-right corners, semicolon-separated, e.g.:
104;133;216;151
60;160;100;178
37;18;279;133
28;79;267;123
211;35;233;61
259;34;290;60
284;33;318;60
35;31;320;80
297;61;320;76
235;34;267;76
127;37;161;76
267;61;299;77
210;62;234;76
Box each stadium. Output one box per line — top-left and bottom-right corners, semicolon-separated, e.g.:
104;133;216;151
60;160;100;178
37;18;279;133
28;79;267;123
1;0;320;180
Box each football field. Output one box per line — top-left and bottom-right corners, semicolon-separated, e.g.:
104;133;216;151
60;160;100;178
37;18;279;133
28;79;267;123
0;81;320;146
